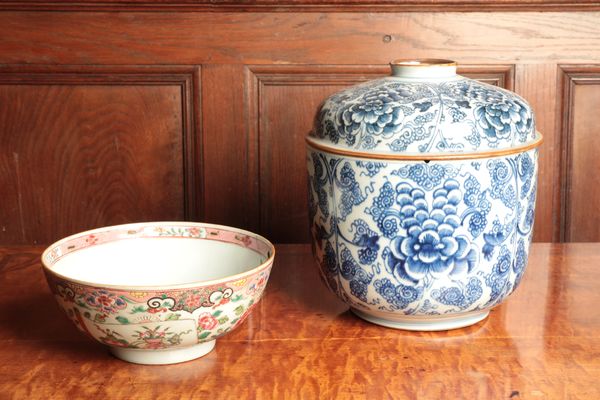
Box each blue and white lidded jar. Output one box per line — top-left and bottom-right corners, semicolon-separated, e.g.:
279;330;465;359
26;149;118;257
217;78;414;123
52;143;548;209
306;59;542;330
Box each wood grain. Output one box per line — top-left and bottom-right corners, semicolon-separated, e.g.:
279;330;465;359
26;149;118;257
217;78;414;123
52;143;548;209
514;64;558;242
0;9;599;243
0;70;193;244
1;0;600;12
1;244;600;398
201;64;257;231
558;66;600;242
1;12;600;65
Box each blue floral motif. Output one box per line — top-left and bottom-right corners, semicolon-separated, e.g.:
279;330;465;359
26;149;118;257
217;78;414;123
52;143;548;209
523;183;536;231
388;112;436;152
338;162;368;219
340;246;372;302
307;148;537;315
384;179;479;286
310;154;329;218
484;245;512;306
391;163;458;191
369;182;398;238
320;241;339;294
513;239;528;288
468;211;488;238
482;220;511;260
307;179;317;229
518;152;534;199
373;277;423;310
349;219;380;265
431;277;483;310
487;159;516;209
333;86;415;148
313;77;536;154
463;175;481;207
450;82;533;144
462;174;490;238
356;161;386;178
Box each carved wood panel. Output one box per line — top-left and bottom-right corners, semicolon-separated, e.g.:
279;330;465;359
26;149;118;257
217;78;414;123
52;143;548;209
0;9;599;244
0;67;201;244
558;65;600;242
2;1;600;12
247;64;514;243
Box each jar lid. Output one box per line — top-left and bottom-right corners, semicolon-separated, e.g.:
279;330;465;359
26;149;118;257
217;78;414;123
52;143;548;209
307;59;542;160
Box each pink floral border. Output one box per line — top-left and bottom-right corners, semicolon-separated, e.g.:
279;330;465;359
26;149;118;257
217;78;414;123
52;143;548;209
44;223;273;268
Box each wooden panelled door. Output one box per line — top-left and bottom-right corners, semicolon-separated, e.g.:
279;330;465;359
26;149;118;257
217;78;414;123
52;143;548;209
0;5;599;244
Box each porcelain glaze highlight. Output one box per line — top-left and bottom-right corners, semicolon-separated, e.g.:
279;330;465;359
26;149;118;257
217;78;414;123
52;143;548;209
42;222;274;364
307;59;541;330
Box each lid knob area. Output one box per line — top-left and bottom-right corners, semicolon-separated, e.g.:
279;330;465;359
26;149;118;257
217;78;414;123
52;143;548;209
390;59;457;79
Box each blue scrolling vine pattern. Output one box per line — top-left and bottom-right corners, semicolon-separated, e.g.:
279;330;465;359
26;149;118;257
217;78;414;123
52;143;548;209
315;79;535;154
308;149;537;314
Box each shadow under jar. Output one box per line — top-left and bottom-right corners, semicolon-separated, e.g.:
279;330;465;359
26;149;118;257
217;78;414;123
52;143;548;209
306;59;542;331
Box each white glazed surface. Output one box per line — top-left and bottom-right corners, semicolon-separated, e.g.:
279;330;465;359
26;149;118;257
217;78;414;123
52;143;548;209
307;60;540;330
110;340;216;365
390;60;457;79
52;238;265;286
351;308;489;331
307;147;538;328
311;61;536;155
42;222;274;364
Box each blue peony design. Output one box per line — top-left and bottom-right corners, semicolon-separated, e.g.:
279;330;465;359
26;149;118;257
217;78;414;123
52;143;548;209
450;81;534;144
384;179;479;286
336;87;413;147
474;98;532;143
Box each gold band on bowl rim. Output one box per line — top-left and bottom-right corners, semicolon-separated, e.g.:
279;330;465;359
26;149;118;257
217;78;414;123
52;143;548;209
305;132;543;161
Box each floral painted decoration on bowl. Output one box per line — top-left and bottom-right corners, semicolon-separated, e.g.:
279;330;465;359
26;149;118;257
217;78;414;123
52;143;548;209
42;222;275;364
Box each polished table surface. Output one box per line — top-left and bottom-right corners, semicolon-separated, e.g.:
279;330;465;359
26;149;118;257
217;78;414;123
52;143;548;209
1;243;599;399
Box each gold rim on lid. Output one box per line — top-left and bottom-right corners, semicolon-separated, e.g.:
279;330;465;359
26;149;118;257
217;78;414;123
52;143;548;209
390;59;457;67
306;133;543;161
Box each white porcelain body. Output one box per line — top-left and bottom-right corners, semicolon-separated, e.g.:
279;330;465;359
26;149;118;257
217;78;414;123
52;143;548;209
42;222;275;364
307;147;538;330
307;59;540;330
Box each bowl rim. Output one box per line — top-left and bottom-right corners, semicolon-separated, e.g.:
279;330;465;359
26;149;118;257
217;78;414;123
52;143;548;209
41;221;276;291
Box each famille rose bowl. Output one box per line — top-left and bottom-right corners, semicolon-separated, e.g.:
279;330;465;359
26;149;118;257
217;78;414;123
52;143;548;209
307;59;542;331
41;222;275;365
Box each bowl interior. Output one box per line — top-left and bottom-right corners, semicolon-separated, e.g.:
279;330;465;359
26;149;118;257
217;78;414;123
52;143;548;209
43;223;273;287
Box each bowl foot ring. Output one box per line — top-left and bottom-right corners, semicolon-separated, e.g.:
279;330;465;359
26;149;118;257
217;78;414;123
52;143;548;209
351;308;490;331
109;340;216;365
